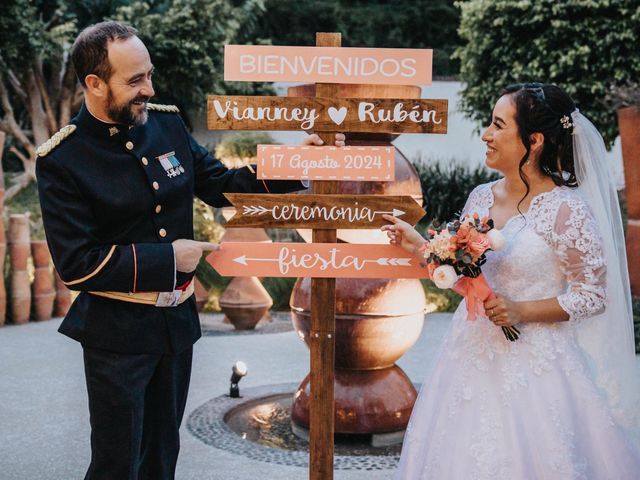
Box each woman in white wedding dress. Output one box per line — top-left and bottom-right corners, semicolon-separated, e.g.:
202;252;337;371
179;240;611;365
384;83;640;479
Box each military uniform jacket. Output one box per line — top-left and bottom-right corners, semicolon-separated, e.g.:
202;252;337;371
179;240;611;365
36;103;303;354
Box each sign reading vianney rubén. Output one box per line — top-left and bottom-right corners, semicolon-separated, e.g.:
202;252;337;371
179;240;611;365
224;45;432;85
208;96;447;134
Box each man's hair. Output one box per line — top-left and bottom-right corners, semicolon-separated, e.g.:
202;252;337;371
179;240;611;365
71;21;138;88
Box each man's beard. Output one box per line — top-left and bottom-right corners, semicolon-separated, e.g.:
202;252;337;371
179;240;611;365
106;90;150;126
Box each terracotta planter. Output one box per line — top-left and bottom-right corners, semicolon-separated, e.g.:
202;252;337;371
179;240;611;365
0;132;6;326
9;215;31;324
31;241;55;321
617;106;640;295
219;276;273;330
54;272;71;317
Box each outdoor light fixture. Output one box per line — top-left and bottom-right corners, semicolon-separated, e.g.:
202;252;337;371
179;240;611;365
229;361;248;398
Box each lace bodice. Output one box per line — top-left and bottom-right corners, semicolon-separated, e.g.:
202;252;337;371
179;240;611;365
461;181;607;321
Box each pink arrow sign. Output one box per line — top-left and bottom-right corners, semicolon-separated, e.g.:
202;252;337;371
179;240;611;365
257;145;395;181
206;242;429;278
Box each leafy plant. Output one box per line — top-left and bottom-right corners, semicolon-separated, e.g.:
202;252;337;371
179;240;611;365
214;131;277;166
454;0;640;148
414;156;499;227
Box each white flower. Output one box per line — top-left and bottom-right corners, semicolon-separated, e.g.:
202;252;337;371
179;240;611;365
487;228;506;251
432;264;458;289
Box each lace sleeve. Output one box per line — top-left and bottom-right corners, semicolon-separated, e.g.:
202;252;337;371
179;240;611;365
551;198;607;321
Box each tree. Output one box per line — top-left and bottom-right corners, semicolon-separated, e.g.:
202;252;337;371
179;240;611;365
251;0;461;76
454;0;640;148
0;0;268;200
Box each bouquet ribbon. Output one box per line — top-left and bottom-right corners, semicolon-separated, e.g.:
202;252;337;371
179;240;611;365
453;273;496;321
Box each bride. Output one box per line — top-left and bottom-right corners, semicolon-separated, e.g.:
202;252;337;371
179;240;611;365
383;83;640;479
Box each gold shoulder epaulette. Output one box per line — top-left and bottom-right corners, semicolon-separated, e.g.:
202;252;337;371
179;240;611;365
147;103;180;113
36;124;77;157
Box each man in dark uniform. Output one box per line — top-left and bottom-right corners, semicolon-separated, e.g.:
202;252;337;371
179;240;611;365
36;21;344;480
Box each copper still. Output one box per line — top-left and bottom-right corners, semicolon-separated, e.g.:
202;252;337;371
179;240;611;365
288;83;427;438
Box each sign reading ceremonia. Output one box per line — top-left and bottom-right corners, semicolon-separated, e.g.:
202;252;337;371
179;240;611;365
257;145;395;181
224;193;425;229
208;95;448;134
207;242;428;278
224;45;433;85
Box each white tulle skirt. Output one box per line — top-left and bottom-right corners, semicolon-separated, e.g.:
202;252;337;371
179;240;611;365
394;306;640;480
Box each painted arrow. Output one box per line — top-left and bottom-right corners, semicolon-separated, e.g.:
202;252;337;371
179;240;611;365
224;193;425;229
207;242;429;279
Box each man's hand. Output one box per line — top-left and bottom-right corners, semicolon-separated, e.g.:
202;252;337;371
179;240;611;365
304;133;346;147
172;239;219;273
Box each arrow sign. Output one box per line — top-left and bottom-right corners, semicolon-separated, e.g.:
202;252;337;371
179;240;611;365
207;242;429;278
224;193;425;229
257;145;395;181
207;95;448;134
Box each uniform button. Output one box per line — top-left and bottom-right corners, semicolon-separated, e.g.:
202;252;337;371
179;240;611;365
159;228;167;237
125;141;134;150
155;205;162;214
152;181;159;190
142;157;149;166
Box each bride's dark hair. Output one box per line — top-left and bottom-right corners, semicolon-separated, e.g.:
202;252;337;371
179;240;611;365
502;83;578;210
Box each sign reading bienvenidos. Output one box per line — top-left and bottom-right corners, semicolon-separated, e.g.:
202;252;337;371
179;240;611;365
208;95;448;134
257;145;395;181
224;45;433;85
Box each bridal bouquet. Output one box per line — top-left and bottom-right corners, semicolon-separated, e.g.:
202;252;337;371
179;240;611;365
420;213;520;341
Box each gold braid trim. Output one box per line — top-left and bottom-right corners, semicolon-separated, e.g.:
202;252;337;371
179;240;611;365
147;103;180;113
35;125;77;157
63;245;117;286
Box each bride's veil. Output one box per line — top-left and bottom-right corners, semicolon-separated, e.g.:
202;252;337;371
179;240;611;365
572;110;640;438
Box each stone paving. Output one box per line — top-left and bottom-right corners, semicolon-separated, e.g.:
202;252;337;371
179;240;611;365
0;312;450;480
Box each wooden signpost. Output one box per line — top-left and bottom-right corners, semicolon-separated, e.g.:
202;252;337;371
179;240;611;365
224;193;425;229
257;145;395;181
208;32;445;480
208;95;448;133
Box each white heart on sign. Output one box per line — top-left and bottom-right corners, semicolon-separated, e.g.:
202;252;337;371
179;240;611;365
327;107;348;126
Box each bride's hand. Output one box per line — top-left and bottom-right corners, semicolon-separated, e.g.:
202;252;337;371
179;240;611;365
381;214;425;254
484;296;523;327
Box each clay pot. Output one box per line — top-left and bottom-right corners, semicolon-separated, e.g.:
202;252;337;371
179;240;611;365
31;241;55;321
219;276;273;330
9;215;31;324
54;272;72;317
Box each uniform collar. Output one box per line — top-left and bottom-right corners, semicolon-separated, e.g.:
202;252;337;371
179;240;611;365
75;103;135;139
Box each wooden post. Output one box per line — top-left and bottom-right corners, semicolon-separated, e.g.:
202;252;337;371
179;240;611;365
309;32;340;480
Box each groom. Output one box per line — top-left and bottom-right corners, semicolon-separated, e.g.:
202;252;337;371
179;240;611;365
36;21;343;479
